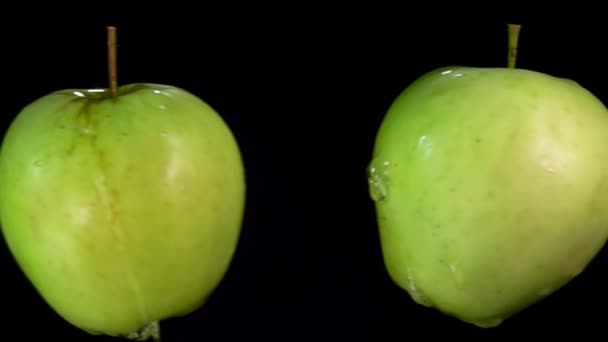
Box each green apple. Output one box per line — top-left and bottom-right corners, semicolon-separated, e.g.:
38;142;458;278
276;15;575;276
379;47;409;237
0;28;245;340
368;25;608;327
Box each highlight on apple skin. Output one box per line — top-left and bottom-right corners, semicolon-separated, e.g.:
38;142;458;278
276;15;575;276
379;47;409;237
0;83;247;340
368;26;608;328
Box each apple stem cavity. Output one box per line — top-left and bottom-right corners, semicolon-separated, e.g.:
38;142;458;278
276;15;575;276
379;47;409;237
107;26;119;98
507;23;521;68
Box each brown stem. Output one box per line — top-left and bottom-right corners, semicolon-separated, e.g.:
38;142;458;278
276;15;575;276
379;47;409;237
107;26;118;98
507;24;521;68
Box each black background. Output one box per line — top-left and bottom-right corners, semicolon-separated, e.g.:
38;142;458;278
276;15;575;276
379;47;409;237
1;4;606;342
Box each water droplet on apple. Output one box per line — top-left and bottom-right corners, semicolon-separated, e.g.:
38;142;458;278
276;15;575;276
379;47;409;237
472;317;503;328
406;268;432;307
81;127;94;135
439;69;464;78
367;158;390;202
540;156;558;173
449;263;465;288
125;320;160;341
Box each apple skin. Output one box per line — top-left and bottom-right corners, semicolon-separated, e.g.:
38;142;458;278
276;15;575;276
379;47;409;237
368;66;608;327
0;84;246;338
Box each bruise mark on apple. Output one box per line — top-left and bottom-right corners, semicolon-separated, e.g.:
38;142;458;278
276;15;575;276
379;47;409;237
65;144;76;157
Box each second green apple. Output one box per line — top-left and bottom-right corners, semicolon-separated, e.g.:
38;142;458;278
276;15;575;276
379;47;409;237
368;28;608;327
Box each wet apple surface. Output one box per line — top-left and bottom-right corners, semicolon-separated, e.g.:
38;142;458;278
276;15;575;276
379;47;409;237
369;65;608;327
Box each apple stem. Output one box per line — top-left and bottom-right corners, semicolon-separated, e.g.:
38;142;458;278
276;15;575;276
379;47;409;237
507;24;521;68
107;26;118;98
